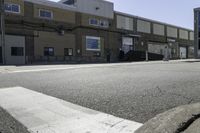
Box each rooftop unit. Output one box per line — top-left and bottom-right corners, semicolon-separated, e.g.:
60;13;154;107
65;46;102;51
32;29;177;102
59;0;114;19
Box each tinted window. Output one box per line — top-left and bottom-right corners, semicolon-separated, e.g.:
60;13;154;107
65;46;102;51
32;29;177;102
63;0;77;6
5;3;20;13
64;48;73;56
44;47;54;56
89;19;99;26
11;47;24;56
199;40;200;50
39;10;53;19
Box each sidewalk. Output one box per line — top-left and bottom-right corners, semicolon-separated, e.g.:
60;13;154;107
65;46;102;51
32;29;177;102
0;59;200;74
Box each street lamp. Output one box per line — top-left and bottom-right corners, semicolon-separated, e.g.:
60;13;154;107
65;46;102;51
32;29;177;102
0;0;5;65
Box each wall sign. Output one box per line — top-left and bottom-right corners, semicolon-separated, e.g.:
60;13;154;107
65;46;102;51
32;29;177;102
86;36;101;51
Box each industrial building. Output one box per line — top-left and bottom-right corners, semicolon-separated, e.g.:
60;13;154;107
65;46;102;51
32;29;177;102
0;0;194;65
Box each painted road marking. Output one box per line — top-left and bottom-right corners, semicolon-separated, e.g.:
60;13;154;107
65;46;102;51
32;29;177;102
0;87;142;133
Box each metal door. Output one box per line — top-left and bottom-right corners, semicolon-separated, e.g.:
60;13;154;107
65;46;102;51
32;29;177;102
180;47;187;59
0;47;2;64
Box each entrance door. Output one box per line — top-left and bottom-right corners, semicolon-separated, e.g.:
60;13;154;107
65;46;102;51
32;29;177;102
122;37;133;54
0;47;2;64
180;47;187;59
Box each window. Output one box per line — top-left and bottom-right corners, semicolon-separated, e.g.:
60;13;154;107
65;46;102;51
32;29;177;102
89;18;99;26
117;15;133;31
64;48;73;56
11;47;24;56
86;36;101;51
89;18;109;28
39;9;53;19
99;20;109;28
63;0;77;6
44;47;54;56
199;40;200;50
5;3;20;13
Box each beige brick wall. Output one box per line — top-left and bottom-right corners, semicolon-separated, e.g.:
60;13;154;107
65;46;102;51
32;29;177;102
82;36;105;57
5;0;24;16
81;13;110;27
34;31;75;56
33;4;75;23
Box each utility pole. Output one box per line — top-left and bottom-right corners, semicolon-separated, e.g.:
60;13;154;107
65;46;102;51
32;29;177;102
0;0;5;65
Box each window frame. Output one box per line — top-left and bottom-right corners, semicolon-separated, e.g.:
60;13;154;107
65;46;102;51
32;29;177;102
39;9;53;19
86;36;101;51
5;3;20;14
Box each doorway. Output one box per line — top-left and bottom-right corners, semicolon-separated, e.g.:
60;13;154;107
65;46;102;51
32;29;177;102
122;37;133;54
180;47;187;59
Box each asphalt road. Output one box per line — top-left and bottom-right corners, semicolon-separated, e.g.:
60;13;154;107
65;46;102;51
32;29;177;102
0;61;200;123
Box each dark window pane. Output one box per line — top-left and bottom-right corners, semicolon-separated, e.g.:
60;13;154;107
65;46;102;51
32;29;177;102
44;47;54;56
0;47;2;63
63;0;76;5
5;4;12;11
64;48;73;56
199;40;200;50
40;10;52;19
12;5;19;12
11;47;24;56
90;19;98;25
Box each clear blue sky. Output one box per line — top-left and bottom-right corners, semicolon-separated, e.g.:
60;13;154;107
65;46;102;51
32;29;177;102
51;0;200;30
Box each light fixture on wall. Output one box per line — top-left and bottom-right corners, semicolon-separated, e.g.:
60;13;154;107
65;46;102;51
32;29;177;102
141;42;144;46
77;49;80;54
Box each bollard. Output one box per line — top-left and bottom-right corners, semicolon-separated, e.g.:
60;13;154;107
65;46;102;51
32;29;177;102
146;50;148;61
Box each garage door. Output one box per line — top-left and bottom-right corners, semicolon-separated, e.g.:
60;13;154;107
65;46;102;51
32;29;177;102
180;47;187;59
5;35;25;65
148;43;166;55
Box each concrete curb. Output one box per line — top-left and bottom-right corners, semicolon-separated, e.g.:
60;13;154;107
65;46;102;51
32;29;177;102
135;103;200;133
0;87;143;133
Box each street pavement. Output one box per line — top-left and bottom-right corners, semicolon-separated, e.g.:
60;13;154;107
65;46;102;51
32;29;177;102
0;60;200;125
